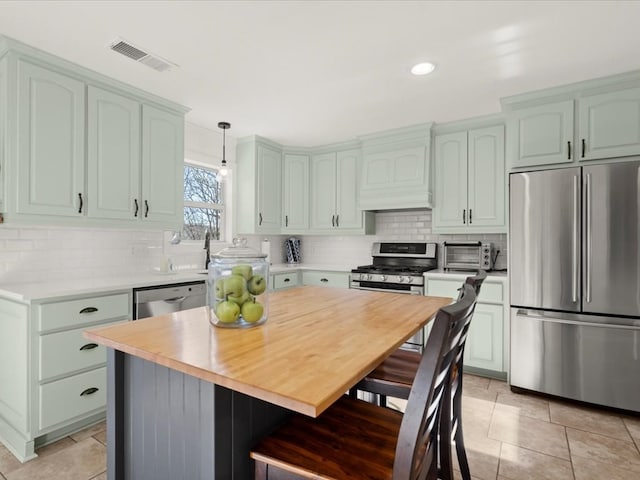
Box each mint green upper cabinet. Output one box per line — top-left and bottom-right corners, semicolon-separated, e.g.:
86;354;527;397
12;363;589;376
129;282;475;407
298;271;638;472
578;87;640;160
87;86;140;220
141;105;183;225
0;58;6;212
235;137;282;234
309;152;336;230
335;150;362;229
509;100;574;168
309;149;373;233
16;59;85;217
282;154;309;231
433;132;467;228
433;125;505;233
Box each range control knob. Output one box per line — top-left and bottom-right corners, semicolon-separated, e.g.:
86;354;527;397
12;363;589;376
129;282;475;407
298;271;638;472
360;273;370;281
397;276;405;283
406;276;413;283
380;275;387;281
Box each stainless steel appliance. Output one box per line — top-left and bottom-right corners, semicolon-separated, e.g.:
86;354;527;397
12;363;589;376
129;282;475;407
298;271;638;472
510;160;640;412
443;241;493;271
350;242;438;351
133;281;207;320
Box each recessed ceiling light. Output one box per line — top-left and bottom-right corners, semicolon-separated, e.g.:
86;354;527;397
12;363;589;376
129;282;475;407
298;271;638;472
411;62;436;76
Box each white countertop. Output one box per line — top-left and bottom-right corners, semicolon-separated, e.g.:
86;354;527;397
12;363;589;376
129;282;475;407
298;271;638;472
0;264;354;302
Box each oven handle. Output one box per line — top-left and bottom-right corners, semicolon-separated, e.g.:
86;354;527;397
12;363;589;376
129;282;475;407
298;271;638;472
350;285;423;295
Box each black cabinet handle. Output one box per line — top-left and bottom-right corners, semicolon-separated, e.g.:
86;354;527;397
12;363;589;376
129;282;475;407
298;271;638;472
462;209;466;224
320;278;328;283
285;215;288;227
332;215;335;227
134;199;139;217
79;307;98;314
469;209;473;224
80;387;99;397
335;215;339;227
284;278;290;283
259;213;263;226
78;193;83;213
144;200;149;218
79;343;99;351
582;138;586;158
568;141;572;160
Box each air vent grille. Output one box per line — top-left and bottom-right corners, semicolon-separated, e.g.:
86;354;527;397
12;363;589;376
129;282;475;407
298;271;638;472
108;38;177;72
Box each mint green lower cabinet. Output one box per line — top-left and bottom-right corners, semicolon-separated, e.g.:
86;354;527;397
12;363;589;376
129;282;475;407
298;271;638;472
271;271;300;290
0;291;130;462
425;274;506;377
301;270;349;288
463;303;503;373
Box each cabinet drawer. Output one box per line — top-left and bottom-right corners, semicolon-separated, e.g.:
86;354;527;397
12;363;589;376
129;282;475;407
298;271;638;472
39;326;110;381
302;271;349;288
39;367;106;431
37;293;129;331
426;278;503;304
273;273;299;290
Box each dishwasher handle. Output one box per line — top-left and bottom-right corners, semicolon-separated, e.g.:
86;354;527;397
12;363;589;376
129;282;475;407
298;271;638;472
163;296;186;303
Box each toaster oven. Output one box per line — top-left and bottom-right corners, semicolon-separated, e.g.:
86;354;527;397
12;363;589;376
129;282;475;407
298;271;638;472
443;241;492;271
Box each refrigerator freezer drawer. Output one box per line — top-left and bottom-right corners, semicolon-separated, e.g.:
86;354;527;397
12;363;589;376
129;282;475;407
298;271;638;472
510;308;640;413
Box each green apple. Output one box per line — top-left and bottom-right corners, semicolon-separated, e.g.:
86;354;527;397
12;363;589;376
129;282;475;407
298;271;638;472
247;274;267;295
228;290;250;306
241;298;264;323
215;300;240;324
231;264;253;280
224;274;246;297
213;280;224;299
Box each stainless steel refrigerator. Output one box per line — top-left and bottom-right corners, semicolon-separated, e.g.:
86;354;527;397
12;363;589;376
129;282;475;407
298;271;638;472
510;159;640;412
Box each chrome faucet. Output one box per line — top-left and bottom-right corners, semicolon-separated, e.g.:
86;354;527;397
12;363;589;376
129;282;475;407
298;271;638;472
204;230;211;270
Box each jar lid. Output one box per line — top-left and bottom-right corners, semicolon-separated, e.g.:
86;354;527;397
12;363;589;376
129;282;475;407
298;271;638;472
212;237;267;259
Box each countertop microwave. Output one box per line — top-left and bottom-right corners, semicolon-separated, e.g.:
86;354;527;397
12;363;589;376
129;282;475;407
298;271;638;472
442;241;492;271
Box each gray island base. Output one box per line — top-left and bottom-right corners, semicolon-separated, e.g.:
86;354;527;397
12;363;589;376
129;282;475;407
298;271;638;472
106;349;290;480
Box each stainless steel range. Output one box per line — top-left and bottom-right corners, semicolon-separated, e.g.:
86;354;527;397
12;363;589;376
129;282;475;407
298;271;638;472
350;242;438;352
350;242;438;296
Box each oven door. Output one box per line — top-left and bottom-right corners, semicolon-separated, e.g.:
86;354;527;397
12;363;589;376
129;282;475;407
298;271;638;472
349;278;423;295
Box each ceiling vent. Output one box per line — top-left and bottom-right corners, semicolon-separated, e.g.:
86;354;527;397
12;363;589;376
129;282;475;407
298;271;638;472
109;38;177;72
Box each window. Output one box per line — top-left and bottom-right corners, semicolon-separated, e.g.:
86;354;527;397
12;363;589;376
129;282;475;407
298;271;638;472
183;163;224;241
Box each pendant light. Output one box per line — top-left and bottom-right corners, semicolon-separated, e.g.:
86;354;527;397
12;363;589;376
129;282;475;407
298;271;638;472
218;121;230;176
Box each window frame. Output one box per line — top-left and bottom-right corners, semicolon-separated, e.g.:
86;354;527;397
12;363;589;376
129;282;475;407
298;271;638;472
182;160;226;243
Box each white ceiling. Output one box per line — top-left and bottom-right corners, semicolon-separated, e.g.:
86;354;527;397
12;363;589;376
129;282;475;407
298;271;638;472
1;1;639;146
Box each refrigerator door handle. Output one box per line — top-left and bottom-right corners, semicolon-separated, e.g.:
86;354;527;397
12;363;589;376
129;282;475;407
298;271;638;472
515;310;640;331
585;173;592;303
572;175;579;303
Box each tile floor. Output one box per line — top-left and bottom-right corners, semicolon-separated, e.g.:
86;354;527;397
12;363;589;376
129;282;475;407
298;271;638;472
0;374;638;480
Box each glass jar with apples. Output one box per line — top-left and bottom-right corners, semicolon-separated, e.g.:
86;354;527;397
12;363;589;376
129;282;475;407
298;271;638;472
209;237;269;328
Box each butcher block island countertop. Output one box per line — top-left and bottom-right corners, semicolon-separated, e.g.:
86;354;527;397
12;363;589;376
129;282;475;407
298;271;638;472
85;285;451;417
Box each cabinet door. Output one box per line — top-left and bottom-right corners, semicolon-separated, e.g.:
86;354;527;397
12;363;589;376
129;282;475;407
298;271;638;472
463;303;503;372
335;149;361;229
282;154;309;230
87;86;140;220
0;59;6;212
141;105;183;225
16;60;85;216
257;145;282;232
510;100;574;168
309;152;337;229
433;132;467;228
578;87;640;160
467;125;505;227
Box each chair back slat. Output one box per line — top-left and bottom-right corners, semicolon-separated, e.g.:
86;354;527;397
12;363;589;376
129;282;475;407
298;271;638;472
392;283;477;480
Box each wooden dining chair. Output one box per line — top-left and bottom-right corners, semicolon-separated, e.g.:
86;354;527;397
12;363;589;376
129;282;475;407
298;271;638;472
250;283;477;480
351;270;487;480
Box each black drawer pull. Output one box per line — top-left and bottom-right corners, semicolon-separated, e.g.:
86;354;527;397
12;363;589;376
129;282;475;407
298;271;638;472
79;307;98;314
320;278;329;283
80;387;99;397
79;343;99;351
284;278;290;283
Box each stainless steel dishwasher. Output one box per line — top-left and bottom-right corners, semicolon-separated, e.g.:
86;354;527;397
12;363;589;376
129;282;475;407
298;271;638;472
133;281;207;320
